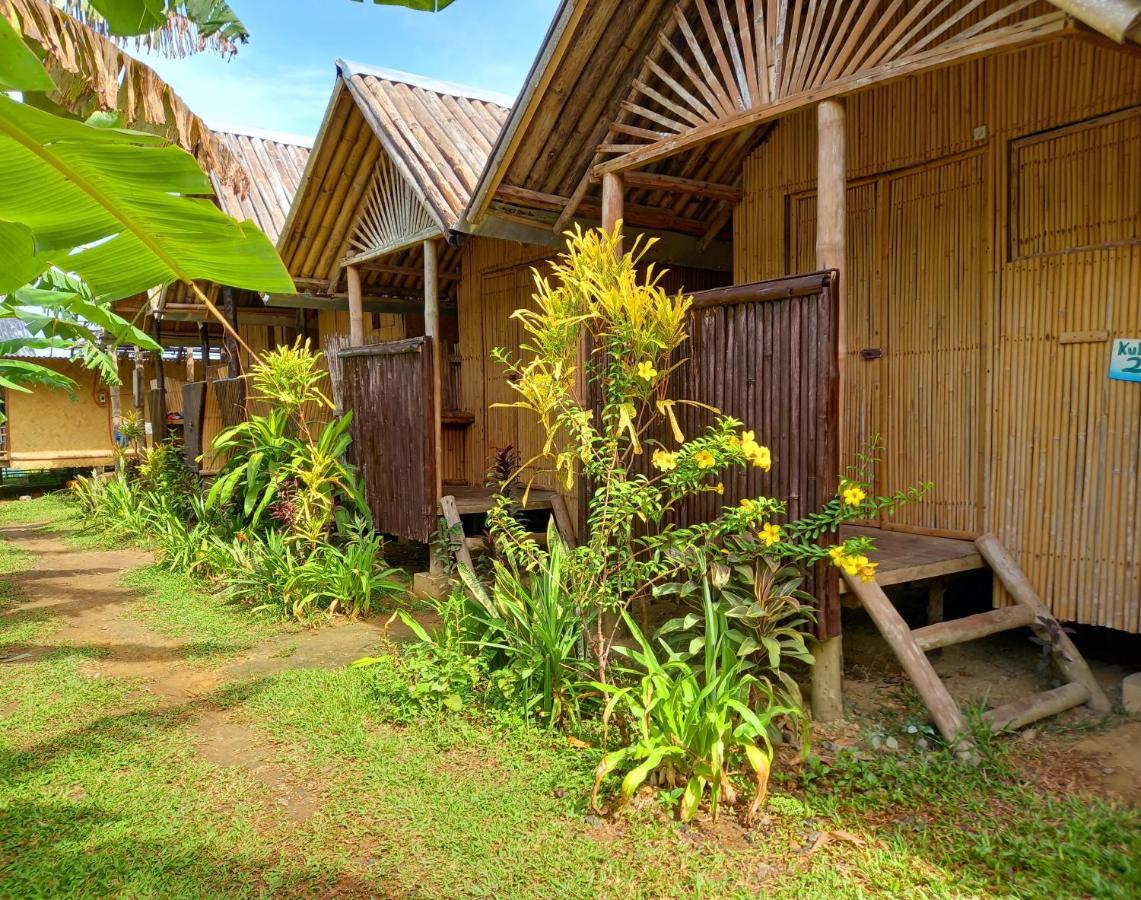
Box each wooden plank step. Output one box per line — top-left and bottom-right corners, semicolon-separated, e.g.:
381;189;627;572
912;605;1037;652
983;682;1090;732
842;572;976;760
463;532;548;552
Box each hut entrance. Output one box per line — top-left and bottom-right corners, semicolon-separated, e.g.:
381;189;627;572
790;151;986;539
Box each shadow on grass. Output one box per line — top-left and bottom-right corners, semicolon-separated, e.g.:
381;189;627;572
0;678;273;782
0;798;382;898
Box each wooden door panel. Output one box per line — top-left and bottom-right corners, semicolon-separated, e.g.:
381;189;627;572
883;153;984;534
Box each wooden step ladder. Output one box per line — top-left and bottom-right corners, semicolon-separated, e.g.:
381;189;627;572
439;493;577;573
843;533;1111;759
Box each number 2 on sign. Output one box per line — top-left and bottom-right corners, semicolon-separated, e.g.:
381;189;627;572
1109;338;1141;383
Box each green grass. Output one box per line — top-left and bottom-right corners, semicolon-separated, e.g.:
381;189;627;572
120;564;292;661
0;497;1138;898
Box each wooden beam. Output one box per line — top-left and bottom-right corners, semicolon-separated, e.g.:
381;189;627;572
593;13;1070;177
346;265;364;347
912;605;1037;653
983;683;1091;733
439;494;474;573
339;225;442;272
357;261;461;283
620;171;742;202
424;238;443;504
264;293;458;318
150;315;168;442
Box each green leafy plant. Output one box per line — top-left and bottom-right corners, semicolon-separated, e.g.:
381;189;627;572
487;226;926;687
592;583;801;825
355;588;485;718
457;520;587;727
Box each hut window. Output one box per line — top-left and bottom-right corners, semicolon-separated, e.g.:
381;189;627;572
1009;106;1141;260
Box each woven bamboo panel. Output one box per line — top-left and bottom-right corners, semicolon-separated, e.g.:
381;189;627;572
734;41;1141;630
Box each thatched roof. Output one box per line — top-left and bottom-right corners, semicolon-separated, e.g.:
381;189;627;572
463;0;1140;251
210;128;312;244
337;61;512;232
277;63;511;302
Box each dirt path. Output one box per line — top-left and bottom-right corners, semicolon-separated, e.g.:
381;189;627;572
0;523;404;823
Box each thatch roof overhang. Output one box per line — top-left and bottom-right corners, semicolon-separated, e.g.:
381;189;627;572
276;62;512;307
461;0;1141;255
115;127;312;347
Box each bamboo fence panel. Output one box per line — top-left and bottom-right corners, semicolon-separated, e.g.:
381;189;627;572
338;337;437;542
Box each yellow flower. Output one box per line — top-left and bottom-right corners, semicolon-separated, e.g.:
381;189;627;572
652;448;677;472
694;449;715;470
841;484;867;506
828;546;846;563
714;482;725;495
759;522;781;547
636;360;658;382
751;445;772;471
859;560;879;583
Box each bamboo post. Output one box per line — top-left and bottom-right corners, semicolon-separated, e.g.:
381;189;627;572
346;265;365;348
198;322;210;381
150;314;168;443
975;533;1112;713
601;171;624;252
424;239;445;575
223;286;240;378
811;98;847;724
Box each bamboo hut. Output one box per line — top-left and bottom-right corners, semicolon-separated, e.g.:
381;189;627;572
459;0;1140;736
276;61;731;557
0;320;135;472
114;126;312;468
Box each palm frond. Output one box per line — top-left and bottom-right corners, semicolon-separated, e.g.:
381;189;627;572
3;0;248;192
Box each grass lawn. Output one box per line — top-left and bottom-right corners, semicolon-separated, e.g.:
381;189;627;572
1;495;1137;898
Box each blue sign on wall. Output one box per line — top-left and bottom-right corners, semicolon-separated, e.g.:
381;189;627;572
1109;338;1141;383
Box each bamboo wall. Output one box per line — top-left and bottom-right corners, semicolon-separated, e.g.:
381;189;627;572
734;39;1141;631
4;358;131;469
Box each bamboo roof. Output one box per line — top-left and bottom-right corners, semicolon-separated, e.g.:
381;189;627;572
463;0;1140;248
277;63;512;303
210;128;313;245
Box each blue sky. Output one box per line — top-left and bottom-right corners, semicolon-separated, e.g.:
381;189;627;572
139;0;558;140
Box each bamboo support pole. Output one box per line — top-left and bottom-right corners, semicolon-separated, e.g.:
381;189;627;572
198;323;210;380
150;314;168;443
424;238;443;506
223;286;240;378
346;265;365;348
811;98;847;724
601;171;625;251
975;533;1112;713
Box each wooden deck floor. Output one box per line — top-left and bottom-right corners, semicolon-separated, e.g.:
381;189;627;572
839;525;986;593
440;492;986;589
446;485;558;515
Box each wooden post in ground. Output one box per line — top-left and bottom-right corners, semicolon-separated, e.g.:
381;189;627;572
424;239;445;575
346;265;365;348
811;98;848;723
601;172;624;252
223;286;240;378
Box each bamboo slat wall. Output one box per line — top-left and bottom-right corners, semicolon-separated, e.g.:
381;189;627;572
734;40;1141;631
